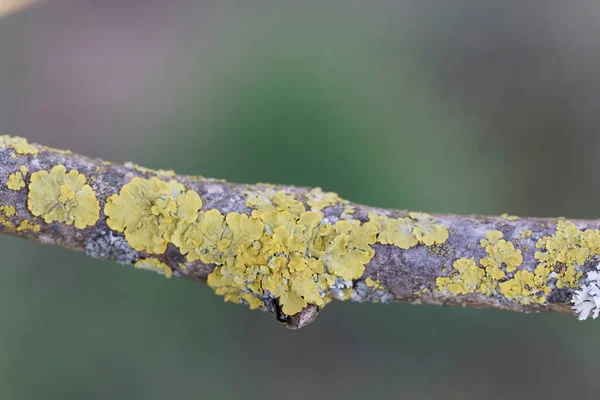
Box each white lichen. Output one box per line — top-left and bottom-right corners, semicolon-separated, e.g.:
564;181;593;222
572;266;600;320
351;280;394;304
328;277;353;300
84;231;139;265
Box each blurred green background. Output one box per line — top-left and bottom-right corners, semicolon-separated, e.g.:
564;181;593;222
1;1;599;399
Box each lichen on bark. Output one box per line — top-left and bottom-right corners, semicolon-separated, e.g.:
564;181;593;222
0;135;596;328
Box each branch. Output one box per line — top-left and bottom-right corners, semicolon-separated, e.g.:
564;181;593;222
0;135;596;328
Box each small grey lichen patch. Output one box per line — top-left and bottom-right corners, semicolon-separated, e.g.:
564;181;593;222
84;231;139;265
38;235;56;245
351;281;394;304
572;263;600;320
328;277;353;300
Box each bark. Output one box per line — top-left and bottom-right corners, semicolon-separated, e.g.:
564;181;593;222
0;136;589;328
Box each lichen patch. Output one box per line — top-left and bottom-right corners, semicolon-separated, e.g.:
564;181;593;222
28;165;100;229
305;188;340;210
0;205;16;229
16;220;40;232
6;171;25;191
369;212;448;249
135;258;173;278
0;135;38;156
104;177;194;253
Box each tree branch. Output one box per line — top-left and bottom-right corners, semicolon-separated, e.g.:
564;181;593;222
0;135;594;328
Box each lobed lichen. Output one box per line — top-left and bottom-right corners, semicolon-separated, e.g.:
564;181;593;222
134;258;173;278
369;212;448;249
365;277;384;290
480;231;523;278
520;230;533;239
105;180;386;315
105;177;199;253
305;188;340;210
436;221;599;306
437;230;544;302
16;220;40;232
171;209;226;263
500;213;519;221
572;264;600;320
6;167;27;191
207;189;379;315
245;188;305;218
534;220;597;288
0;205;16;229
436;252;548;302
28;165;100;229
436;258;494;295
0;135;38;156
497;265;551;304
124;162;176;178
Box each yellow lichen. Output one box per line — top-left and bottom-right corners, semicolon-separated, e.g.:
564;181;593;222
0;135;38;155
535;221;595;267
500;213;519;221
305;188;340;210
124;162;176;178
28;165;100;229
479;231;503;247
5;162;29;192
480;231;523;274
437;230;539;300
17;220;40;232
409;212;449;246
245;188;305;218
104;177;194;253
134;258;173;278
0;205;16;229
555;265;582;289
498;268;550;304
438;221;597;304
369;212;448;249
0;206;15;217
320;219;377;281
436;258;488;295
171;209;225;263
365;277;383;290
201;188;385;315
369;213;417;249
7;171;25;191
206;208;377;315
520;230;532;239
343;205;355;215
533;220;597;289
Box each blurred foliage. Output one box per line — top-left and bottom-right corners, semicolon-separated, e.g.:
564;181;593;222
1;1;600;399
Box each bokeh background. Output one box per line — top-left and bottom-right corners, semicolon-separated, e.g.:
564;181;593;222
1;1;600;399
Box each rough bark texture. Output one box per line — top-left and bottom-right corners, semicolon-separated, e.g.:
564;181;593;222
0;136;590;328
